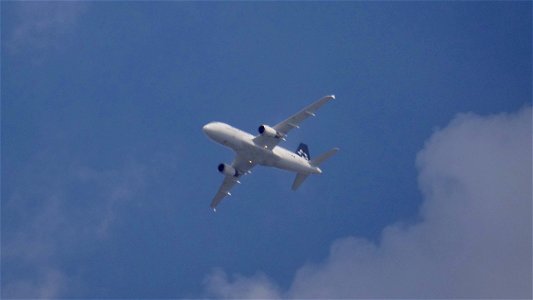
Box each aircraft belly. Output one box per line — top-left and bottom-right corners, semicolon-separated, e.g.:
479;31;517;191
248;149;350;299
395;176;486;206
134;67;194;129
273;158;313;173
234;140;316;173
224;132;253;152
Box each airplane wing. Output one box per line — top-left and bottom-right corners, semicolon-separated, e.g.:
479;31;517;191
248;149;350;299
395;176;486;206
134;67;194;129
210;154;256;210
253;95;335;149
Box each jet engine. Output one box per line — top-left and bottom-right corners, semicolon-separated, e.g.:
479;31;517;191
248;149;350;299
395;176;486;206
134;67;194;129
218;163;238;177
258;124;282;138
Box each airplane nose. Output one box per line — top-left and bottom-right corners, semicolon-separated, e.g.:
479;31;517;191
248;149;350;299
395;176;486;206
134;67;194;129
202;123;213;134
203;122;220;137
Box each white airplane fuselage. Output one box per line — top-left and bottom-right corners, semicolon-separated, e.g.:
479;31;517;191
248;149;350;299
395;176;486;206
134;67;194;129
203;121;321;175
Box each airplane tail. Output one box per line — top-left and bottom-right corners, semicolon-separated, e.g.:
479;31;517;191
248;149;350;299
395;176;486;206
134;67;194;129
310;147;339;167
295;143;310;161
292;147;339;190
292;173;310;190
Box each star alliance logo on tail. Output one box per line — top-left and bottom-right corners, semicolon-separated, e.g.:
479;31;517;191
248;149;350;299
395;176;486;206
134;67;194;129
297;149;309;160
295;143;310;161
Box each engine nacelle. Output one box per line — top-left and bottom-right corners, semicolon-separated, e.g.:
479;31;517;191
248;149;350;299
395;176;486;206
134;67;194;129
258;124;282;138
218;163;238;177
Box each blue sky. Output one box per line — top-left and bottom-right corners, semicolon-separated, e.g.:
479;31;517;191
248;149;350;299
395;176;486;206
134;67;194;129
2;2;531;298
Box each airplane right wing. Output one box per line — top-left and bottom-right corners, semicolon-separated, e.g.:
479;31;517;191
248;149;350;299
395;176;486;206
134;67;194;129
253;95;335;149
210;154;256;210
273;95;335;136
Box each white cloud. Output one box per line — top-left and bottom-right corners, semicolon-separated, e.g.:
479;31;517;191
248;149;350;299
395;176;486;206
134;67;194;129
2;194;68;298
74;162;146;239
6;2;87;54
2;267;66;299
204;106;532;298
204;269;282;299
2;160;146;298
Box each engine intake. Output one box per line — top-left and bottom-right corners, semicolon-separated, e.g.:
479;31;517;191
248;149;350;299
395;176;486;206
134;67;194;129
258;124;282;138
218;163;238;177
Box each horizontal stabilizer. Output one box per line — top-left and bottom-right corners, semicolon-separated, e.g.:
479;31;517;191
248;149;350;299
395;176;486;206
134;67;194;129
310;148;339;166
292;173;310;190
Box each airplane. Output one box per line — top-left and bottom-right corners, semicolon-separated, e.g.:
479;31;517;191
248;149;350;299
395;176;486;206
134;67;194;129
202;95;339;211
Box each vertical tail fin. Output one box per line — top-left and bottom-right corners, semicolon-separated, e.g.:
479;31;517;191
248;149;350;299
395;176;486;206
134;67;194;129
295;143;310;161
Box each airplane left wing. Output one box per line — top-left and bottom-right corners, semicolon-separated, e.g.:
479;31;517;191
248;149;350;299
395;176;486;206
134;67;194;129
210;154;256;210
210;175;239;210
254;95;335;149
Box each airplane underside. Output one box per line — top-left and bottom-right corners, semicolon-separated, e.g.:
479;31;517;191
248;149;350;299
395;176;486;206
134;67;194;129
203;95;338;209
235;141;320;175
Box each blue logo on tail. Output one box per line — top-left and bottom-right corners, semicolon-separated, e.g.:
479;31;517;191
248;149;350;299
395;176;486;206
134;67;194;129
295;143;310;161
